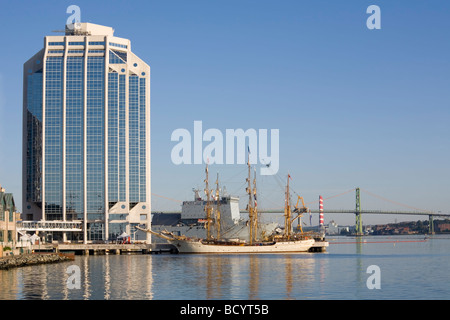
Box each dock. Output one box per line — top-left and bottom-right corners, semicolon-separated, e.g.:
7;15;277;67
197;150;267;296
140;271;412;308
31;243;177;255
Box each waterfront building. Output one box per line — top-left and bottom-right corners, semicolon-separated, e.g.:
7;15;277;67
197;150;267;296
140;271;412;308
435;221;450;233
0;185;20;255
22;23;151;243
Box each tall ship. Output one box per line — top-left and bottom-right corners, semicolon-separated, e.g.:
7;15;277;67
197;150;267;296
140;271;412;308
151;191;278;244
139;154;316;253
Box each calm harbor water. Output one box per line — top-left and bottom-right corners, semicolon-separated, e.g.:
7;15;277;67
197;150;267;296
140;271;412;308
1;235;449;300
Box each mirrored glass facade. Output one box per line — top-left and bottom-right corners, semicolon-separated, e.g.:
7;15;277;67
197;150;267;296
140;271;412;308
26;69;43;207
23;23;151;243
44;56;64;220
66;56;84;220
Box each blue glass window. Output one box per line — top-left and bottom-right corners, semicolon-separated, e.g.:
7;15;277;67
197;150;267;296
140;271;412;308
139;77;146;202
45;56;64;219
86;56;105;216
129;75;139;203
118;75;126;201
26;69;43;204
109;42;127;49
128;75;147;203
87;222;104;241
48;42;64;46
108;222;127;240
65;56;84;218
109;50;127;64
108;72;119;202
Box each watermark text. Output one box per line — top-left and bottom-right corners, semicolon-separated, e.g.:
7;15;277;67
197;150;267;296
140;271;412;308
171;121;279;175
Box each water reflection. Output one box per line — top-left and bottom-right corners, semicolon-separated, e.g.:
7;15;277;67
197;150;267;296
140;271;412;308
1;253;324;300
248;255;260;299
355;238;365;298
285;255;293;299
83;255;90;299
3;237;449;300
0;266;21;299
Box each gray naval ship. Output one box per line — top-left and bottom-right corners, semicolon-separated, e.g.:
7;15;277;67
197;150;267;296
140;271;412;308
151;189;278;244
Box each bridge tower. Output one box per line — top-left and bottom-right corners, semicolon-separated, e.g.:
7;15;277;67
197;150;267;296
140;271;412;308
355;187;363;235
429;215;435;234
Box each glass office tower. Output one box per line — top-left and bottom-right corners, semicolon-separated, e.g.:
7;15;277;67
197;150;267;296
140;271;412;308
22;23;151;243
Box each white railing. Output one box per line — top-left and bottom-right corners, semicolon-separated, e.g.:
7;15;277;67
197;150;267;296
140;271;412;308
17;220;83;232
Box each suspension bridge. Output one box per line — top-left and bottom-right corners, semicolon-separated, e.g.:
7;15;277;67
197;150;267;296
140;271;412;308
151;187;450;235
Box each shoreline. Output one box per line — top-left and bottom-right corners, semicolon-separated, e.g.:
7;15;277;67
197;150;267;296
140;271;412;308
0;253;74;270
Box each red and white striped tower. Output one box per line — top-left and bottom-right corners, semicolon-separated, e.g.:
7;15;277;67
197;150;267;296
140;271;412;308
319;196;324;227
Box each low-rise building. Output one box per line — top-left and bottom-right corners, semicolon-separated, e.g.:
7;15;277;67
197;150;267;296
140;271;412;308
325;220;351;235
0;185;20;257
436;222;450;233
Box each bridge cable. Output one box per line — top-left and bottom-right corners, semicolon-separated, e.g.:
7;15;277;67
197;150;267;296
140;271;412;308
359;188;433;214
151;193;182;203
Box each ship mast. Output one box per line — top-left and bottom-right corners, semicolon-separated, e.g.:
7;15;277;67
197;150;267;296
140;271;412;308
253;167;258;242
204;163;212;240
284;174;292;239
215;173;221;240
246;150;258;244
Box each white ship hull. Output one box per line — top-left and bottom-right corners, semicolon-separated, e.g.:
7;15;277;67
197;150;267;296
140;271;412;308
169;238;315;254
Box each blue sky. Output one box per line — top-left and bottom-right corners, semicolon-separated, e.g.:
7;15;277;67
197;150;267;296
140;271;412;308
0;0;449;225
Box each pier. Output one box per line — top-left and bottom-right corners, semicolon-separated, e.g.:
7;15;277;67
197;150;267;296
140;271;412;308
31;243;178;255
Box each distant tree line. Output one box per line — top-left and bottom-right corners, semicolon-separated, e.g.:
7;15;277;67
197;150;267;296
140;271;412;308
340;219;450;235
